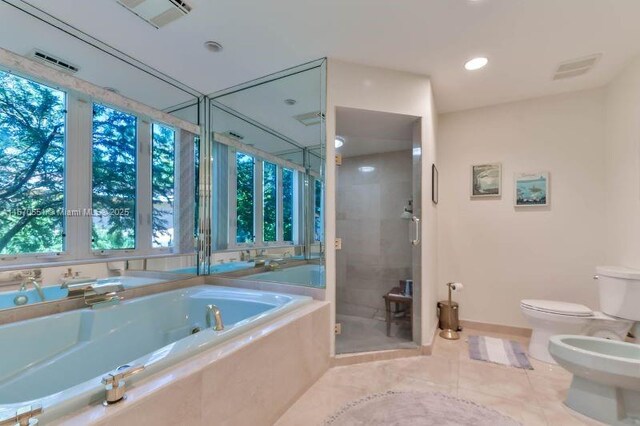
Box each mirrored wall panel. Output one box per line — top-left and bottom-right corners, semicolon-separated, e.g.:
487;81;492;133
0;1;203;311
207;60;326;288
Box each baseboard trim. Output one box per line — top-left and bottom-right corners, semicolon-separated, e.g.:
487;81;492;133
460;319;532;337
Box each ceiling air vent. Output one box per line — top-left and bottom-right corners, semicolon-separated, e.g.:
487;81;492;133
30;50;79;74
224;131;244;141
116;0;192;29
294;111;323;127
553;54;601;80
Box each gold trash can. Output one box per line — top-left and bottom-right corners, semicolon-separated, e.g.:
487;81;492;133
437;300;460;331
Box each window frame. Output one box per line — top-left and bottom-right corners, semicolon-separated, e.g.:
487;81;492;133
227;148;298;250
0;66;191;269
150;122;178;251
0;68;69;263
90;102;139;254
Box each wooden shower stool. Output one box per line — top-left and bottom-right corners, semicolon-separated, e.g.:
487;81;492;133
383;287;413;337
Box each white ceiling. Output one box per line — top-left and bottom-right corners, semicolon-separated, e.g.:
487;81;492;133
336;107;416;158
0;2;197;110
213;65;323;148
20;0;640;113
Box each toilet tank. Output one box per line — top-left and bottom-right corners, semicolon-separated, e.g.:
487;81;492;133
596;266;640;321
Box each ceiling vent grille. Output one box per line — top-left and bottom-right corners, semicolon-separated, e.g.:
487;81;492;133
553;54;601;80
294;111;322;127
116;0;192;29
30;50;80;74
224;131;245;141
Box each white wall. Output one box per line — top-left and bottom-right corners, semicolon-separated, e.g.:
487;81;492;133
604;56;640;269
437;88;606;328
326;59;438;353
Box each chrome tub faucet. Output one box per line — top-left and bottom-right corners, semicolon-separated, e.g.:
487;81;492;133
206;304;224;331
19;276;45;302
83;282;125;307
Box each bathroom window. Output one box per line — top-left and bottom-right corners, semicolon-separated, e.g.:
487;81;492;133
151;123;176;248
282;168;294;242
0;71;66;255
263;161;277;242
236;152;255;244
91;103;137;251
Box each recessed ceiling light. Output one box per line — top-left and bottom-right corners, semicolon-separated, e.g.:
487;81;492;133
359;166;375;173
465;57;488;71
204;41;223;53
335;136;345;148
284;99;297;106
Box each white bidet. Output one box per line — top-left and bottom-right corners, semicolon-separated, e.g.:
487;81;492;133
549;335;640;425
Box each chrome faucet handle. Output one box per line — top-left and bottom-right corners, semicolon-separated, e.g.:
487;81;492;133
101;364;145;405
0;404;42;426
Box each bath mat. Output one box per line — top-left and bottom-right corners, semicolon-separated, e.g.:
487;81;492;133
323;391;520;425
468;335;533;370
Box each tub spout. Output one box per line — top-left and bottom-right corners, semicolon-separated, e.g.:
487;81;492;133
20;277;45;302
206;304;224;331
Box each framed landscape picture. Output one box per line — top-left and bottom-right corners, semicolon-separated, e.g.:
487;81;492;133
514;172;549;207
471;163;501;198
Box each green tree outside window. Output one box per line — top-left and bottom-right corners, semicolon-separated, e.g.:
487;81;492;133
263;161;277;242
0;71;65;254
152;124;175;248
91;104;137;250
236;152;254;243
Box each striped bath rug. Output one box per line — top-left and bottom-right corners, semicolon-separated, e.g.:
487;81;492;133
468;335;533;370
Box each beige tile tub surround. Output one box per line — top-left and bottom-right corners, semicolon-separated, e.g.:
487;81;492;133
53;301;330;426
277;327;605;426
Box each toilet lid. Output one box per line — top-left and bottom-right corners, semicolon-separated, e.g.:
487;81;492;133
521;299;594;317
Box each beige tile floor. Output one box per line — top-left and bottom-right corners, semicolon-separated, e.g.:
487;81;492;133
275;327;605;426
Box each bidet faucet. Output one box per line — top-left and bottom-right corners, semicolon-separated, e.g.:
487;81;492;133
206;304;224;331
20;276;45;302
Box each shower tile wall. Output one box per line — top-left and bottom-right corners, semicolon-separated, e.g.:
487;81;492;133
336;150;413;319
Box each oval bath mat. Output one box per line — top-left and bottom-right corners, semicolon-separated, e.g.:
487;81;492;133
323;391;520;426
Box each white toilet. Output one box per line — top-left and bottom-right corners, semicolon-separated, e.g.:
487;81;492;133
548;266;640;425
520;266;637;364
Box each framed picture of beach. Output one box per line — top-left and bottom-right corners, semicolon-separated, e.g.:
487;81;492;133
471;163;502;198
514;172;549;207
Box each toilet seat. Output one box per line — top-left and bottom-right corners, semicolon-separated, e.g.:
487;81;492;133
520;299;593;317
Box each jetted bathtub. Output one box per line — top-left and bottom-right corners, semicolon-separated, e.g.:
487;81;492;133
0;285;311;424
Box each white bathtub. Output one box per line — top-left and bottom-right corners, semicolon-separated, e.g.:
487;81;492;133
0;285;311;424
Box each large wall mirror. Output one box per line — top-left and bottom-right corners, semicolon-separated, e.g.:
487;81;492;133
206;60;326;288
0;0;202;310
